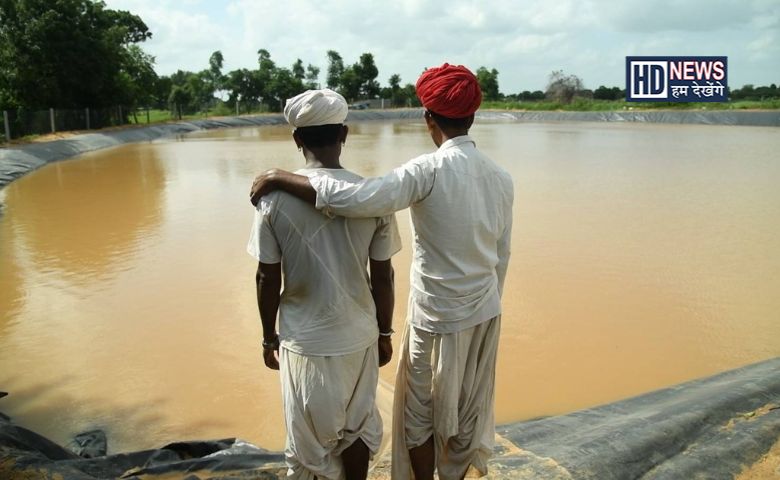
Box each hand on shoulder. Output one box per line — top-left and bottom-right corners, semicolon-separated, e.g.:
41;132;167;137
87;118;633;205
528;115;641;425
250;168;290;206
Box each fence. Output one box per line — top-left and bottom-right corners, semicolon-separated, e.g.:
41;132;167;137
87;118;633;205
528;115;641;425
0;98;406;143
1;106;135;142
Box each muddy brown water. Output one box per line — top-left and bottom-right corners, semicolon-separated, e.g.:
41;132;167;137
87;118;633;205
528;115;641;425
0;120;778;453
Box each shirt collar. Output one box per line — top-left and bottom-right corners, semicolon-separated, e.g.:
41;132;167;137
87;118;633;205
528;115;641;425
437;135;475;152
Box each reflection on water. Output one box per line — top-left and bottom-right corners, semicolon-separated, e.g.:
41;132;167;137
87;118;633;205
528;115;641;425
0;120;779;453
6;148;166;281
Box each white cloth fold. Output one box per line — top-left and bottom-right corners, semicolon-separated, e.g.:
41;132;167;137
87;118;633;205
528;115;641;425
284;89;348;127
392;316;501;479
281;344;383;480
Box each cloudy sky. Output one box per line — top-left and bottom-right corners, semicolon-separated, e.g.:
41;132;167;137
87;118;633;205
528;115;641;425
104;0;779;93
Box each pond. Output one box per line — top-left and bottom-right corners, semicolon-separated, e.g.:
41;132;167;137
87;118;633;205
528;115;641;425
0;119;778;452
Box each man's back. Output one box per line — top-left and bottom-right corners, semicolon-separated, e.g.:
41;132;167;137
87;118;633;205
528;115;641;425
248;168;400;356
405;136;513;333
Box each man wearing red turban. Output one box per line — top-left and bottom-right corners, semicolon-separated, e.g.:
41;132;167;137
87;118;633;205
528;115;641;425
415;63;483;119
250;63;514;480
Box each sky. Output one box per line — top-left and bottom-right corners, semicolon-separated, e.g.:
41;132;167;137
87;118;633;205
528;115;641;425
103;0;779;93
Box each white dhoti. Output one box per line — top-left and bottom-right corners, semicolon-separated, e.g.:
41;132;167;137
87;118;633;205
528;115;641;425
391;316;500;480
280;344;383;480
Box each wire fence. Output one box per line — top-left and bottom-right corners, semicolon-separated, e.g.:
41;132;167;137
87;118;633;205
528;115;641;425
1;98;402;143
1;106;137;142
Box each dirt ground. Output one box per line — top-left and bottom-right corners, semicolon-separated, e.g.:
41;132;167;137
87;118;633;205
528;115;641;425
736;437;780;479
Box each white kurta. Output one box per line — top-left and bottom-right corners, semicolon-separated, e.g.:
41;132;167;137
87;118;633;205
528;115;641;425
248;167;402;355
310;135;513;334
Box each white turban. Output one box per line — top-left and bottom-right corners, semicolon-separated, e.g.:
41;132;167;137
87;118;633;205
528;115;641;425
284;89;348;128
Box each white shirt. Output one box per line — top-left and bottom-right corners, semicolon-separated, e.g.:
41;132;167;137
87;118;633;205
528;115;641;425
248;168;402;356
310;135;513;334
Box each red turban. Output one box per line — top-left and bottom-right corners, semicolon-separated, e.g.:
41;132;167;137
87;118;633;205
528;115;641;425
415;63;482;118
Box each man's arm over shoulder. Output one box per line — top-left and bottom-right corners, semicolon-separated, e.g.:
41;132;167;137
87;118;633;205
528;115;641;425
310;156;436;218
250;169;315;207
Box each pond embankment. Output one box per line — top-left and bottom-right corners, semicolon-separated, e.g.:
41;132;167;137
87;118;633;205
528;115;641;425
2;357;779;479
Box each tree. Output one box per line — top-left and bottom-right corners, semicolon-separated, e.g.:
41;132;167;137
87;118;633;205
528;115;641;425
399;83;420;107
168;84;192;119
166;69;211;113
304;64;320;89
546;70;584;104
388;74;402;106
224;68;263;109
207;50;225;95
340;66;362;101
593;85;623;100
0;0;152;109
117;45;158;112
354;53;380;98
326;50;344;90
476;67;500;101
268;68;305;111
292;59;305;80
257;49;276;72
256;49;278;109
151;75;173;109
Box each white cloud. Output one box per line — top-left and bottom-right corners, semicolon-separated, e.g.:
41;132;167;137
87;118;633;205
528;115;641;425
103;0;780;92
747;31;779;62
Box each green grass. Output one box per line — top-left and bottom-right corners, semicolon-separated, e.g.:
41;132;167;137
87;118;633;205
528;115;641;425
481;98;780;111
127;104;276;125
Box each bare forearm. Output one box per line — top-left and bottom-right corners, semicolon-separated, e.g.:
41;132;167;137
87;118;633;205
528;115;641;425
251;169;315;206
256;264;281;341
370;260;394;333
259;289;280;340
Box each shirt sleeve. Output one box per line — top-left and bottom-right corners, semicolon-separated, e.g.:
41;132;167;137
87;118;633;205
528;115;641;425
369;213;403;261
310;156;435;218
246;195;282;264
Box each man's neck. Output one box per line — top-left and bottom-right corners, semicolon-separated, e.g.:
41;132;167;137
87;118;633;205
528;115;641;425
302;149;342;169
438;130;470;147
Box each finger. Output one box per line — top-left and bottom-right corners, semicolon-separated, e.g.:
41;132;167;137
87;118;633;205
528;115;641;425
251;187;262;206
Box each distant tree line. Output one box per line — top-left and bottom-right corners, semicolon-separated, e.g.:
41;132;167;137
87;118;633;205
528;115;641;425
730;84;779;101
161;49;424;117
2;0;776;123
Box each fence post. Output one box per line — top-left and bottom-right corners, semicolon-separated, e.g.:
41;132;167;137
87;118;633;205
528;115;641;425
85;107;90;130
3;110;10;142
50;108;56;133
118;105;123;125
236;101;239;116
146;107;150;124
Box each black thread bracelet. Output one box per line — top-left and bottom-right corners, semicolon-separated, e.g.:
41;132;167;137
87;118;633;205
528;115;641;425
262;336;280;350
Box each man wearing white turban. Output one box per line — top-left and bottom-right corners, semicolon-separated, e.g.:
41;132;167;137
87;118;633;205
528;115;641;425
248;89;402;480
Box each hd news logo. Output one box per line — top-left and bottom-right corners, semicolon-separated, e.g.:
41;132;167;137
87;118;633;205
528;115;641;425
626;56;728;102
